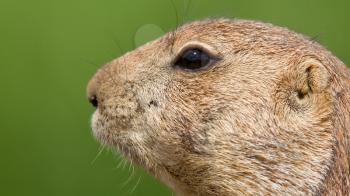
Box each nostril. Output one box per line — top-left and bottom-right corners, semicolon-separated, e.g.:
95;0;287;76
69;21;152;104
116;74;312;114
88;95;98;108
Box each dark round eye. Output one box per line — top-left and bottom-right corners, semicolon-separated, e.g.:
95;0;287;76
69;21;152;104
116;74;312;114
174;48;212;70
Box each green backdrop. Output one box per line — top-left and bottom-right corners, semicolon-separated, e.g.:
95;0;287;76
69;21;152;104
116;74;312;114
0;0;349;195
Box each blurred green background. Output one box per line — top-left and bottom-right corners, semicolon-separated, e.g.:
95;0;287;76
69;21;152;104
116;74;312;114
0;0;349;195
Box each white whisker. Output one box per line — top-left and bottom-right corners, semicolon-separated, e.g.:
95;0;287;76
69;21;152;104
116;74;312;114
91;145;105;165
129;176;142;194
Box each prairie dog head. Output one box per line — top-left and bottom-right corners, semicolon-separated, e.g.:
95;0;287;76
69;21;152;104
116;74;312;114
87;19;349;195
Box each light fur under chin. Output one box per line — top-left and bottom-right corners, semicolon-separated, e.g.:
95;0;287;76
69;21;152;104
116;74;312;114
87;18;350;195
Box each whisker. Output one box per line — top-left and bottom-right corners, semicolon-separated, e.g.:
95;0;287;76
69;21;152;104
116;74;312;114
128;160;133;172
108;33;129;82
129;176;142;194
310;34;321;43
91;145;105;165
132;165;135;177
116;157;125;169
169;0;181;54
121;166;135;188
182;0;192;24
170;0;180;28
122;158;128;171
111;154;122;170
81;58;102;69
81;56;120;88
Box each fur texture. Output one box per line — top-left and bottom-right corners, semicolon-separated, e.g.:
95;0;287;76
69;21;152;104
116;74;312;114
87;19;350;195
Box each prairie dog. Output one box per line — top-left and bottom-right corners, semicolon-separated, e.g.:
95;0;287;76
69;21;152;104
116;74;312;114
87;19;350;195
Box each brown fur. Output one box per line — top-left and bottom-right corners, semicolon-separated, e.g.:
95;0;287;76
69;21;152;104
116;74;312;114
87;19;350;195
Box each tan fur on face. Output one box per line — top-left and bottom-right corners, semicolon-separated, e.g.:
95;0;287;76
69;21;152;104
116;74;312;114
87;18;350;195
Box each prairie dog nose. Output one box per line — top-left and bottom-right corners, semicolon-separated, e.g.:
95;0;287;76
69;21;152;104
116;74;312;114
88;95;98;108
86;74;100;108
86;56;136;108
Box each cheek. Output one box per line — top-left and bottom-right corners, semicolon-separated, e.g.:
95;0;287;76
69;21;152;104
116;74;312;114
159;101;214;155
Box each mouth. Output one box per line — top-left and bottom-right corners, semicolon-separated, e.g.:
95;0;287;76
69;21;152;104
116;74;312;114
91;111;105;143
90;110;146;166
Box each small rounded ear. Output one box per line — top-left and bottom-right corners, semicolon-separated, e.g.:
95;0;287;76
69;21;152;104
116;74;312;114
295;60;330;96
274;59;331;117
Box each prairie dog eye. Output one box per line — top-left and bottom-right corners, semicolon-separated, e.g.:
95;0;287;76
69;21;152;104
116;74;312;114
174;48;214;70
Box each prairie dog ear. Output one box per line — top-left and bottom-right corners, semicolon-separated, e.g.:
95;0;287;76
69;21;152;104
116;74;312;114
274;59;331;117
295;59;330;96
